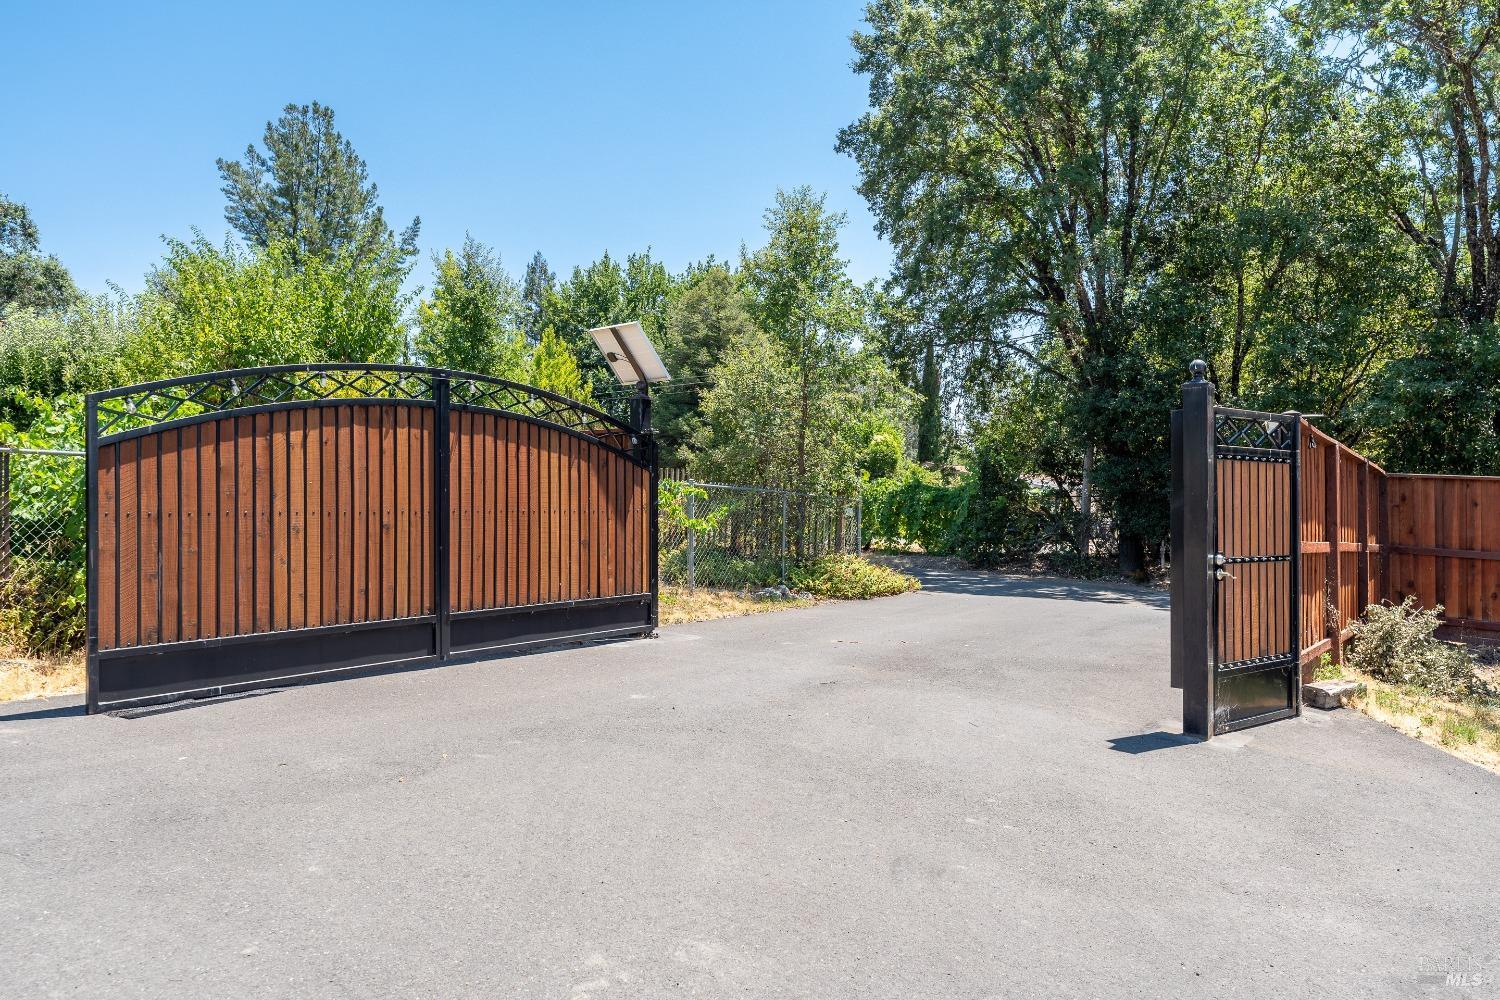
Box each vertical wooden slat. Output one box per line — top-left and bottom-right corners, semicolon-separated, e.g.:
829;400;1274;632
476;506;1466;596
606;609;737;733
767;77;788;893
567;434;579;601
117;437;139;648
380;405;396;621
334;408;351;625
552;428;563;602
270;410;289;633
179;424;200;642
219;419;239;637
523;421;536;605
503;417;516;607
307;408;324;628
289;409;306;631
1324;442;1342;662
251;412;271;634
337;406;353;624
485;413;497;610
196;423;218;641
1484;480;1500;625
139;432;161;647
538;426;550;602
480;411;493;611
394;406;409;620
580;438;594;600
352;407;369;623
159;428;180;645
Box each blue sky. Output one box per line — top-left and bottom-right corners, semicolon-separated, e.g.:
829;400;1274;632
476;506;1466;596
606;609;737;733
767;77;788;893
6;0;890;296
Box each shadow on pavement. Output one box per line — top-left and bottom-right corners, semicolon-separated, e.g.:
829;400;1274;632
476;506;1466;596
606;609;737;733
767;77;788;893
0;702;86;722
1107;731;1202;754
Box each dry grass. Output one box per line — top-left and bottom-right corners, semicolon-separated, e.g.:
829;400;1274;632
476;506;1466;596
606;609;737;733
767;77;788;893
0;649;85;704
658;586;817;625
1338;668;1500;775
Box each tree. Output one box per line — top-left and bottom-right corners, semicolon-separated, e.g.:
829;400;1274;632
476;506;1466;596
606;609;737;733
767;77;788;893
695;188;910;500
0;296;134;430
414;236;526;375
132;234;411;378
739;186;909;494
539;250;678;401
1294;0;1500;472
521;251;555;342
0;194;76;312
838;0;1383;569
654;264;756;464
523;327;597;405
217;101;419;269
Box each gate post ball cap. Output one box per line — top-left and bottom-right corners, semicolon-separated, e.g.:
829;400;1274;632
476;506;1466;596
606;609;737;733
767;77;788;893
1188;359;1208;381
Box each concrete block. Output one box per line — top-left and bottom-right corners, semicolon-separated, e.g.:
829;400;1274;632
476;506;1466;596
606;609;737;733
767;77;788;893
1303;679;1365;710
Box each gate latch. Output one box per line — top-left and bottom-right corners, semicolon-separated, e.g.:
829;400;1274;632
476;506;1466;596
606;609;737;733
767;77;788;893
1212;553;1234;581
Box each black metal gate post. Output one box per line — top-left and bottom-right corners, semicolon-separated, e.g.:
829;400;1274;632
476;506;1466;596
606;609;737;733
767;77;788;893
1171;360;1217;738
433;373;452;661
632;385;660;631
84;394;101;714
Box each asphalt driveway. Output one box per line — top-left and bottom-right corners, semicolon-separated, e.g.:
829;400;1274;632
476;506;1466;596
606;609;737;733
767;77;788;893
3;565;1497;999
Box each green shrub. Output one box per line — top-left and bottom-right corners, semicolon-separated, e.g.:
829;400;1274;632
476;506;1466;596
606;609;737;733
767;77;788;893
860;426;904;482
0;393;87;654
789;554;920;599
657;546;783;590
1313;652;1344;681
1345;598;1490;700
860;465;966;553
0;556;85;655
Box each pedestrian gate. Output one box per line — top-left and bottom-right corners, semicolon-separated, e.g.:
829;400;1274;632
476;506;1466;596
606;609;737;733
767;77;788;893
1171;361;1301;737
85;365;657;713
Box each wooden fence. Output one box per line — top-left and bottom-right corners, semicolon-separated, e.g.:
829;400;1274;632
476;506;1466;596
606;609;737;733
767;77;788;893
1296;421;1499;675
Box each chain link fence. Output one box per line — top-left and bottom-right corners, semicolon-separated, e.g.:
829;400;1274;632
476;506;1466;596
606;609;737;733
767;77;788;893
0;447;87;654
658;480;861;591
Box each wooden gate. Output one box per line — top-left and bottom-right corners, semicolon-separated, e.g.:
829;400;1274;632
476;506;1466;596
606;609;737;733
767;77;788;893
1171;362;1301;737
85;365;656;713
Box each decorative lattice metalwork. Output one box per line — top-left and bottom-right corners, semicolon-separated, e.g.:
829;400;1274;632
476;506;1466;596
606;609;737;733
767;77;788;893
93;366;437;438
447;375;630;440
1214;411;1295;452
92;365;634;442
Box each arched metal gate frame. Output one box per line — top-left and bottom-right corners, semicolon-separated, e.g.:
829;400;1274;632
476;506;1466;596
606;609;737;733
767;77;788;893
84;365;658;713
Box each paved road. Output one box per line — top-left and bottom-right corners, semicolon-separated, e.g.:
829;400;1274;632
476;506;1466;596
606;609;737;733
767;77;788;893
3;566;1497;999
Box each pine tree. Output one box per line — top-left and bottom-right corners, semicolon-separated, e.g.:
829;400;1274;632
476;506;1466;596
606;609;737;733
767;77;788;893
217;101;419;269
414;236;525;376
521;251;555;342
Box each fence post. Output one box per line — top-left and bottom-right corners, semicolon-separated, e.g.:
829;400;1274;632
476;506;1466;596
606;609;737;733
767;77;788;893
779;492;789;585
685;491;697;592
1170;360;1216;738
1356;459;1369;635
0;448;10;582
1325;440;1343;665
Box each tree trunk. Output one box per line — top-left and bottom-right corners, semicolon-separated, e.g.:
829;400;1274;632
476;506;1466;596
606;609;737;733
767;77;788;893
1118;533;1147;579
1077;445;1093;555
